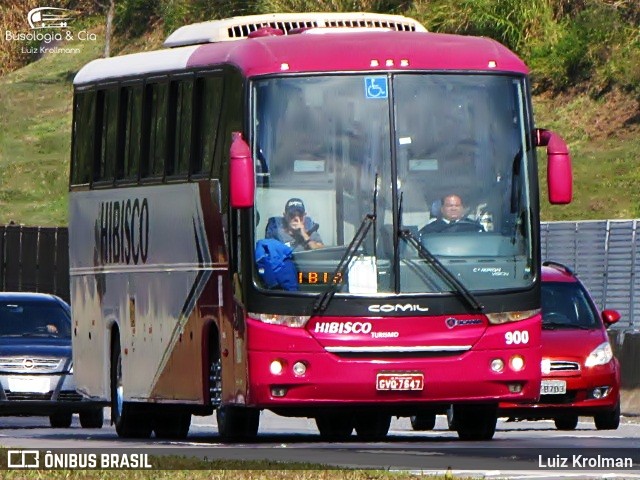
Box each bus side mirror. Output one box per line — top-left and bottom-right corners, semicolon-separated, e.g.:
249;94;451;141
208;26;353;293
535;128;572;204
229;131;254;208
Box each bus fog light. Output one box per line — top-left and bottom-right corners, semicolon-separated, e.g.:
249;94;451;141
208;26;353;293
508;383;523;393
269;360;283;375
292;361;306;376
509;355;525;372
271;387;287;397
490;358;504;373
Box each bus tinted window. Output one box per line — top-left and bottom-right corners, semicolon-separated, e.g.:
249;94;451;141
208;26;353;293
71;91;95;185
98;88;119;183
122;85;143;182
171;79;193;177
194;76;223;177
147;82;168;179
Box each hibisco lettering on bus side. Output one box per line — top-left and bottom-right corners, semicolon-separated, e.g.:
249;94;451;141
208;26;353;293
97;199;149;265
314;322;372;334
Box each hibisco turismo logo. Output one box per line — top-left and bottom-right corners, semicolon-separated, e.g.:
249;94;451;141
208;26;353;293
4;6;97;54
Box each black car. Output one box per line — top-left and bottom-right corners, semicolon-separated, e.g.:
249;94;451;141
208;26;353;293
0;292;104;428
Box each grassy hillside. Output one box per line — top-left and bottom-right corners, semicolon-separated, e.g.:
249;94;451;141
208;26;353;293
0;24;637;226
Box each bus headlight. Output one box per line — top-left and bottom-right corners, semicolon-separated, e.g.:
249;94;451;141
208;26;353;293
585;342;613;367
486;309;540;325
248;313;310;328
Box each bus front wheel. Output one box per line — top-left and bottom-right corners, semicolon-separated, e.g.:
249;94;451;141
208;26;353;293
216;406;260;441
315;413;353;440
354;413;391;440
110;335;152;438
154;411;191;439
454;404;497;441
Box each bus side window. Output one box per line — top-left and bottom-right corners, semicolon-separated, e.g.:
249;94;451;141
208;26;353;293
71;90;96;186
94;88;119;185
193;76;223;178
169;78;193;178
145;82;168;180
120;85;143;183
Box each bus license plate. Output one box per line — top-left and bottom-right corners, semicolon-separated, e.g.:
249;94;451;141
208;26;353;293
376;373;424;391
541;379;566;395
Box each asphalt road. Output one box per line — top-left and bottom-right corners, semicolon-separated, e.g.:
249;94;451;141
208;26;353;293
1;411;640;478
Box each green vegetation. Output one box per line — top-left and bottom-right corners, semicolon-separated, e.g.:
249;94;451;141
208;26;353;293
0;1;637;226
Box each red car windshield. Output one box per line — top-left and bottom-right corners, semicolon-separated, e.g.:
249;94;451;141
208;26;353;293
541;282;600;329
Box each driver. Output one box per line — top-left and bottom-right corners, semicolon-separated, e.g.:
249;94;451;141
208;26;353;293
419;194;485;235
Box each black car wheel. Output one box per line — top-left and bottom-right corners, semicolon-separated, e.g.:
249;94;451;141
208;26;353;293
554;414;579;430
594;401;620;430
80;408;104;428
49;411;73;428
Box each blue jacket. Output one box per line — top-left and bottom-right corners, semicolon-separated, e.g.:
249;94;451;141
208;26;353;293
255;238;299;291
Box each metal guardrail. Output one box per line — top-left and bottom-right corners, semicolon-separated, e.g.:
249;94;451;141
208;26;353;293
0;224;69;303
541;220;639;329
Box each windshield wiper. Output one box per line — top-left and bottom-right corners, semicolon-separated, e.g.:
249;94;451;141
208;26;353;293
399;229;485;312
312;174;379;315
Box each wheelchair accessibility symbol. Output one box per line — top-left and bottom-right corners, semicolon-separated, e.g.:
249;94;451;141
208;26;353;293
364;77;388;99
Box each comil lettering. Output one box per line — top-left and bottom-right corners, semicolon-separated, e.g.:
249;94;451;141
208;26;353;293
368;304;429;313
98;198;149;265
314;322;372;334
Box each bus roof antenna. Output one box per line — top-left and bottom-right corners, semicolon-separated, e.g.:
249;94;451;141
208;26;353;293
164;12;427;48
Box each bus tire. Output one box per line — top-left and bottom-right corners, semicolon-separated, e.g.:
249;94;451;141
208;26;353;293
216;406;260;441
315;413;353;440
355;413;391;440
79;408;104;428
111;334;152;438
154;412;191;439
410;413;436;431
454;404;497;441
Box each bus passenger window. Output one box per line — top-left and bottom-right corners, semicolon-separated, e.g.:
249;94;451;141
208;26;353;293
171;80;193;177
122;85;143;182
146;83;168;179
193;76;223;177
97;88;118;184
71;91;95;185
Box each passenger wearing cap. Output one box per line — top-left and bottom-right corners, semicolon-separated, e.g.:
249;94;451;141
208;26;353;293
265;198;324;251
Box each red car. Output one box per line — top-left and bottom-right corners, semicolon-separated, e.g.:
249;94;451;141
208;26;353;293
499;261;621;430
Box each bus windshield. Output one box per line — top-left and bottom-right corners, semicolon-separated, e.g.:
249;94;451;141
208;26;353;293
252;73;535;295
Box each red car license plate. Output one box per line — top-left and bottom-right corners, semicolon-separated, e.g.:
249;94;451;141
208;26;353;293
376;373;424;391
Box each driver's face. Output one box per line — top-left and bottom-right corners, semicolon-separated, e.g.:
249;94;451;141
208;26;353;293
441;195;464;221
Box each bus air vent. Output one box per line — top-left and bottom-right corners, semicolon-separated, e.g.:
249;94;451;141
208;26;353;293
164;12;427;48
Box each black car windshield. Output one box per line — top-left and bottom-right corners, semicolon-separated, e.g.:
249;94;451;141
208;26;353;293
0;301;71;338
541;282;599;329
